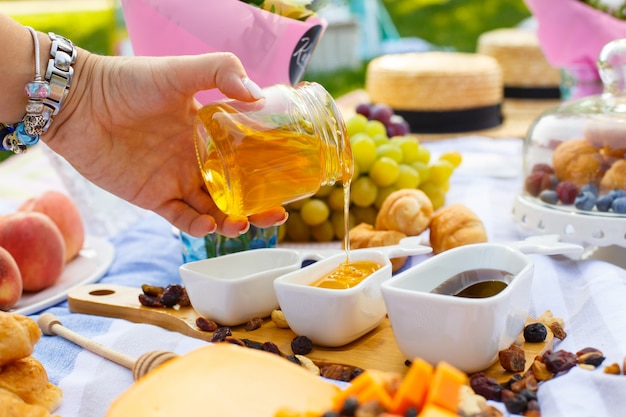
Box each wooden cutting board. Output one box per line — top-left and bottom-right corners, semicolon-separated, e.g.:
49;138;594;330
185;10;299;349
68;283;552;382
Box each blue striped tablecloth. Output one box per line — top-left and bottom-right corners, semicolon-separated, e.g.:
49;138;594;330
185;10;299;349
1;137;625;417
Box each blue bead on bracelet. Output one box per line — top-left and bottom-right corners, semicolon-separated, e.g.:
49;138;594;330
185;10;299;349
0;27;50;154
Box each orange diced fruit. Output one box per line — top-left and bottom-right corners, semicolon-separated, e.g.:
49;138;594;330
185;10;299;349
358;380;393;411
389;358;434;415
418;403;460;417
331;371;378;410
424;361;468;413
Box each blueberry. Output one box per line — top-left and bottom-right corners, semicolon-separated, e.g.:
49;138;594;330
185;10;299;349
612;196;626;214
608;189;626;200
538;189;559;204
574;190;596;211
596;195;614;212
581;183;599;197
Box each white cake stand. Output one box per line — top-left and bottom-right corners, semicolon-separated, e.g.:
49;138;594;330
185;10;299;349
512;194;626;249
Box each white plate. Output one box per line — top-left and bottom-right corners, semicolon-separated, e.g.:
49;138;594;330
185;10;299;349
11;236;115;316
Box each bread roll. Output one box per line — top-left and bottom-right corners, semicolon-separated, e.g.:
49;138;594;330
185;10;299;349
375;189;433;236
551;139;603;187
429;204;488;254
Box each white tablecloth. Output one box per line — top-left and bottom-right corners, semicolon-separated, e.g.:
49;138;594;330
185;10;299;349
1;137;625;417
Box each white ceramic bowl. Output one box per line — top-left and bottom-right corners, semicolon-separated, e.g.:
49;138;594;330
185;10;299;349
381;243;534;373
274;249;393;347
179;248;302;326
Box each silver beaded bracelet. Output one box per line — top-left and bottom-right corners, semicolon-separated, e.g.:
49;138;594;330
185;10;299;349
1;28;76;154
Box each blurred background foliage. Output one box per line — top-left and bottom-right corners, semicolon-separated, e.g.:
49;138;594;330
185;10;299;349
305;0;532;98
1;0;532;162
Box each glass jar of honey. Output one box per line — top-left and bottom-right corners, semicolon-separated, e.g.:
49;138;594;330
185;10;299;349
194;81;353;217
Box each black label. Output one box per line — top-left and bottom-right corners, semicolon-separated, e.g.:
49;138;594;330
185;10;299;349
289;24;323;85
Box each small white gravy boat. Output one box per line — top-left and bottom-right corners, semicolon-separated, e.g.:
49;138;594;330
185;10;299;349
381;237;583;373
179;237;431;327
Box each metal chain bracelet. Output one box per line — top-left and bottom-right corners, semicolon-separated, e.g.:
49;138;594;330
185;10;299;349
1;28;77;154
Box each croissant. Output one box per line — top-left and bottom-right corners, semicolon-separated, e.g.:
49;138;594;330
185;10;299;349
375;189;433;236
429;204;488;254
0;387;54;417
0;356;62;413
0;313;41;366
347;223;408;272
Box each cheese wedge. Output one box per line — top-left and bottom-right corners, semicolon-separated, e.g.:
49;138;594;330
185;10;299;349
106;344;339;417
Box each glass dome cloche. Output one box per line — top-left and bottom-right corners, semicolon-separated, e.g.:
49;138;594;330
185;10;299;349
512;38;626;249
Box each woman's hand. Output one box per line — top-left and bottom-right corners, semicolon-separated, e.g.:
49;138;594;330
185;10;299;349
43;50;287;238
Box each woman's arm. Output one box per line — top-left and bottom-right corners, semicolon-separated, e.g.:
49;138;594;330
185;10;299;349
1;14;286;237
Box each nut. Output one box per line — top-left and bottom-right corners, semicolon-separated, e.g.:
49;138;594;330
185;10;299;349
245;317;263;331
531;359;553;381
548;321;567;340
271;309;290;329
295;355;320;376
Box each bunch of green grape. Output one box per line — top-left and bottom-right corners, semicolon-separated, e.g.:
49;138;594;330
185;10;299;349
281;104;462;243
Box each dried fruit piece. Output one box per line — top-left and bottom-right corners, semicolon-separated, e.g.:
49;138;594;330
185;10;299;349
604;363;621;375
141;284;164;297
138;293;162;308
210;327;232;342
469;373;502;401
531;359;553;381
291;335;313;355
542;350;577;374
196;317;218;332
160;284;184;307
523;323;547;343
245;317;263;332
548;321;567;340
499;344;526;372
577;351;605;367
319;364;353;382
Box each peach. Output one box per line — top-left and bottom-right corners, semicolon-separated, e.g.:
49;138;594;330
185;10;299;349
0;212;65;292
0;246;22;311
19;190;85;262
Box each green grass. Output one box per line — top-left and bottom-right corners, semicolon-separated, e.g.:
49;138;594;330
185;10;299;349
305;0;532;98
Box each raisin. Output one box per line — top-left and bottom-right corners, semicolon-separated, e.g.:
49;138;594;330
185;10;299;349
224;336;245;346
262;341;282;355
504;393;528;415
196;317;218;332
405;406;419;417
543;350;577;374
350;367;365;380
160;284;183;307
245;317;263;332
291;335;313;355
339;396;359;417
241;339;265;350
210;327;232;342
178;288;191;306
138;293;162;308
519;389;537;402
523;322;547;343
469;372;502;401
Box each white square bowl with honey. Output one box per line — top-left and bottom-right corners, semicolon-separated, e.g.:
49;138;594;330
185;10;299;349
273;249;393;347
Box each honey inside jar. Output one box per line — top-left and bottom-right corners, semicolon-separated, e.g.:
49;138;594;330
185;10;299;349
311;260;382;289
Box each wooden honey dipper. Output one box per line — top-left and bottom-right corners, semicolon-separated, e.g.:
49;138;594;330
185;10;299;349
37;313;179;380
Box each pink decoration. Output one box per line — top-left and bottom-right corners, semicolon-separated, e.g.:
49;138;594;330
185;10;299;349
525;0;626;70
120;0;327;104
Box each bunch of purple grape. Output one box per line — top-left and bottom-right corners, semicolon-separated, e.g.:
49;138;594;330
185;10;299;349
355;103;411;138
